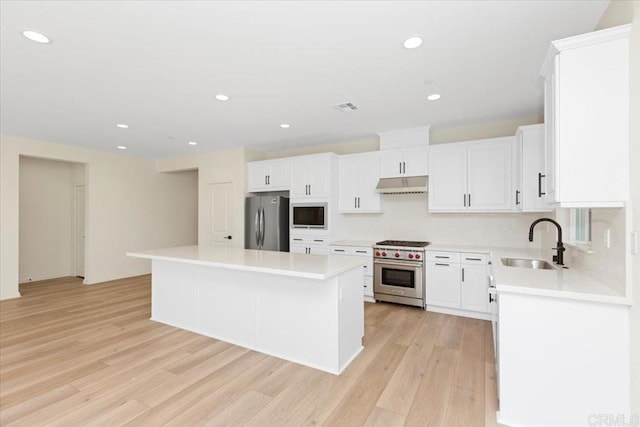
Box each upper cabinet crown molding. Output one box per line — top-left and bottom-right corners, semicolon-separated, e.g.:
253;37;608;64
540;24;629;207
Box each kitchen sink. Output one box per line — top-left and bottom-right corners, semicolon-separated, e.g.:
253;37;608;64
501;257;558;270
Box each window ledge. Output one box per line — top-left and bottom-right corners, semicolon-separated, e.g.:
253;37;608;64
565;241;593;254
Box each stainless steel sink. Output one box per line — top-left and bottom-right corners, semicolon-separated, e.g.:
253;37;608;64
501;257;557;270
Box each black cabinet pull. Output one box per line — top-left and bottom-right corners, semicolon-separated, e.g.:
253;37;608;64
465;257;481;261
538;173;546;197
462;268;465;282
399;162;402;174
334;249;345;252
463;194;467;207
435;263;449;266
435;256;449;259
468;194;471;207
516;190;520;205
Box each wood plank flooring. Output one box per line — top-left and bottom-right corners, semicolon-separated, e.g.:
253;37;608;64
0;275;497;426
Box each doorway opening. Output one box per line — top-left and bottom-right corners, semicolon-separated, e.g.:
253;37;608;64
18;156;87;284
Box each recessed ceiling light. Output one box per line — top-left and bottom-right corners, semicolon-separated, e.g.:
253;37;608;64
427;93;441;101
403;36;423;49
188;141;198;146
116;123;129;129
22;30;50;44
280;124;291;129
215;94;230;101
117;146;127;150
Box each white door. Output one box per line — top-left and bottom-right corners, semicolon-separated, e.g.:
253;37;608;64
207;182;234;246
289;158;309;198
467;139;512;211
247;161;269;192
425;262;461;308
402;147;429;177
338;156;358;212
267;158;291;189
357;152;382;211
74;185;85;277
307;156;330;197
460;264;489;312
379;150;404;178
428;146;467;211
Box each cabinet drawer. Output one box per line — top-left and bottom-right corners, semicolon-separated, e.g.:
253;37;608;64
461;253;488;265
294;235;329;245
330;246;351;255
426;252;461;263
352;247;373;257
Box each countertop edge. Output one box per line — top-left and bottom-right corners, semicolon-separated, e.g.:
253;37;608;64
127;251;364;280
495;284;632;306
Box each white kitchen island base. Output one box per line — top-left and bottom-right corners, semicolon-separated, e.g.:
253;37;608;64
129;246;365;375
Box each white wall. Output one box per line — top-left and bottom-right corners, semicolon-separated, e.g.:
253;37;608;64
157;147;254;249
1;135;198;300
19;157;79;282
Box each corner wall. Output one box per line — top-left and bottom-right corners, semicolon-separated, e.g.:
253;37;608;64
1;135;198;300
595;0;638;415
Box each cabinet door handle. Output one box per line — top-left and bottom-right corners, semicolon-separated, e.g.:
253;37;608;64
357;197;360;208
334;249;345;252
354;197;357;208
462;267;465;282
463;194;467;207
265;176;267;185
435;263;449;266
516;190;520;205
313;239;324;242
465;257;482;261
308;185;311;195
355;250;367;254
399;162;402;174
435;256;449;259
293;238;303;241
267;175;270;185
468;194;471;207
538;173;546;197
403;162;406;174
489;293;495;303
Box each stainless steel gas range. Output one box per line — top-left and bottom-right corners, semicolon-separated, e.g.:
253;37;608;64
373;240;429;308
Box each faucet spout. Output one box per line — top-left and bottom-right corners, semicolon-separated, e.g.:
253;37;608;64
528;218;565;266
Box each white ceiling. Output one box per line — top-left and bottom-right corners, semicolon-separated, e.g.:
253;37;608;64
0;1;609;159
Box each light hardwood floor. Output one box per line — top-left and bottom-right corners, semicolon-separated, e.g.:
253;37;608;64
0;275;497;426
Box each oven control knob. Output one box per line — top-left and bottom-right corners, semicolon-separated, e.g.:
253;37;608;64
375;251;381;256
415;254;421;259
381;252;387;257
408;254;414;259
394;253;400;258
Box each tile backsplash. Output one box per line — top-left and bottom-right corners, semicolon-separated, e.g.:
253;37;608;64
334;193;545;249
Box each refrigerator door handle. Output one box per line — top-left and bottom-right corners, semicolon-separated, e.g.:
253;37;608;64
254;209;260;247
259;207;265;247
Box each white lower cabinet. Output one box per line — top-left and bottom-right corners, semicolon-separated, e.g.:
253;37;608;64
426;251;489;319
330;245;374;301
291;235;329;255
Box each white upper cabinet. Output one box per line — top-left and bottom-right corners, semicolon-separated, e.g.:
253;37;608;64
290;153;336;199
540;24;630;207
378;126;429;178
338;152;382;213
429;137;514;212
517;124;552;212
379;147;429;178
247;158;290;192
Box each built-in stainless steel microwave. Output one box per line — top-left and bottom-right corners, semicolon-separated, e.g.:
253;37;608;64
291;203;327;229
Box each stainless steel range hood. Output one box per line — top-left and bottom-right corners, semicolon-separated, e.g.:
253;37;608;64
375;176;428;194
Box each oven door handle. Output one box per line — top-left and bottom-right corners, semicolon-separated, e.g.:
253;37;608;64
374;259;422;268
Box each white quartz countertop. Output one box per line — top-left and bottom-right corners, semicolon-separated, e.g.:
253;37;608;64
489;247;629;305
426;243;629;305
127;245;366;280
330;240;376;247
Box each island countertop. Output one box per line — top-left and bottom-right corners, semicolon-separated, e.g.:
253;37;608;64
127;245;365;280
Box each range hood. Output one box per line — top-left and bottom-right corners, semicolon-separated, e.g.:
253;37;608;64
375;176;428;194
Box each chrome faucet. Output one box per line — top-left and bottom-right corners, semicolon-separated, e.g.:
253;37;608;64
529;218;565;266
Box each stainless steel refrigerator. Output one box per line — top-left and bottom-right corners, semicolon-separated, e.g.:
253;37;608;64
245;196;289;251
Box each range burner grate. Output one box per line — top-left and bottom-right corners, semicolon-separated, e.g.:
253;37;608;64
375;240;430;248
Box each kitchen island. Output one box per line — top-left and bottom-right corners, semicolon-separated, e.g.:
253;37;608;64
127;245;366;375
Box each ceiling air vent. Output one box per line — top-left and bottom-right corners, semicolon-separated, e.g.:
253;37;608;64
333;102;358;112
